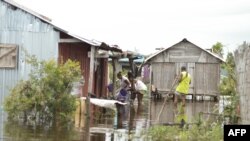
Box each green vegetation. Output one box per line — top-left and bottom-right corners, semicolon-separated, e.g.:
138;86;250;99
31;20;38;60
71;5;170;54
4;55;82;125
212;42;224;57
148;116;223;141
212;42;239;123
211;42;236;96
218;49;239;123
220;52;236;96
147;103;223;141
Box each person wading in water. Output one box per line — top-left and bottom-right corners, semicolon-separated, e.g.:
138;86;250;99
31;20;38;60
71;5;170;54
174;66;191;107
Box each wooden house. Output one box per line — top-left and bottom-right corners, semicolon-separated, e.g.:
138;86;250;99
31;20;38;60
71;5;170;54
144;38;224;99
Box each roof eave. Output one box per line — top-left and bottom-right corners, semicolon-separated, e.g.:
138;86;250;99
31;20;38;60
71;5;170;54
144;38;225;63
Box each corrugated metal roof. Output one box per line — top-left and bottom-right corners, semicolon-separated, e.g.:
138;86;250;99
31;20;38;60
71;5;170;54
145;38;225;63
66;33;99;46
4;0;122;52
68;34;122;52
4;0;52;23
3;0;68;33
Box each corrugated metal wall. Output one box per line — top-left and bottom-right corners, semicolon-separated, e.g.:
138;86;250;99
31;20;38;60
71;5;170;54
59;43;90;97
235;44;250;124
0;1;59;107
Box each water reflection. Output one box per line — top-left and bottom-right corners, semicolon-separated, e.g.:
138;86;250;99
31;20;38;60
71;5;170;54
89;102;149;141
151;100;218;124
174;104;187;127
3;120;85;141
1;97;222;141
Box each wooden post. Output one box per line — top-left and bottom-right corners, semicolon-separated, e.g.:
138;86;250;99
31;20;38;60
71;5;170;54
129;58;134;76
88;46;95;97
128;57;135;101
147;64;152;128
112;58;118;98
127;57;135;139
85;46;95;141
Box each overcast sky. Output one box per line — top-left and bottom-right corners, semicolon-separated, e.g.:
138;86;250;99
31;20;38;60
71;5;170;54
17;0;250;55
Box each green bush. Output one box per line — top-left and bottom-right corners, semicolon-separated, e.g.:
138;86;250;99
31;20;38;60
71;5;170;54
4;55;82;125
148;125;181;141
148;119;223;141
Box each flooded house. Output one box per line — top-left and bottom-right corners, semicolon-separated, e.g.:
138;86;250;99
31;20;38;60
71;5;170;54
144;38;224;100
0;0;122;110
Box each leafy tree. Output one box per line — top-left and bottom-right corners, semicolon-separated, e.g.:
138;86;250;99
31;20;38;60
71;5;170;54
220;53;236;96
211;41;239;123
211;42;236;95
212;42;224;57
4;55;82;126
219;52;239;123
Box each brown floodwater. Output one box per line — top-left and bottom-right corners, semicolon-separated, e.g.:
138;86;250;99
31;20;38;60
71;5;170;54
0;97;221;141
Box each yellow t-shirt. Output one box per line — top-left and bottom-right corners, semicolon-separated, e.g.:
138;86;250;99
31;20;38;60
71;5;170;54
176;71;191;94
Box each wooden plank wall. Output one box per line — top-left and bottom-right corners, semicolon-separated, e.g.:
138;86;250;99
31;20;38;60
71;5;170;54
152;43;220;63
195;63;219;96
0;44;18;68
152;62;175;92
235;44;250;124
149;42;220;96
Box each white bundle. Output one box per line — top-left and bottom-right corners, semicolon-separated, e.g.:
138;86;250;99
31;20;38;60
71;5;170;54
80;97;127;110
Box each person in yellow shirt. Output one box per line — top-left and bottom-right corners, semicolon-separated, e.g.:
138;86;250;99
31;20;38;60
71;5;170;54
174;66;191;107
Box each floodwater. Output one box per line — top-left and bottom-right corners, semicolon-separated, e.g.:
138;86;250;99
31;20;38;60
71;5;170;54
0;96;224;141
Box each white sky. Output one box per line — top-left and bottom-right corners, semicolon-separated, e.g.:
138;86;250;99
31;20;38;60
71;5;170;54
16;0;250;55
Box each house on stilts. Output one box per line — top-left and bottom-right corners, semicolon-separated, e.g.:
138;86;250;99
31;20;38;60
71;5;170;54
144;38;224;100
